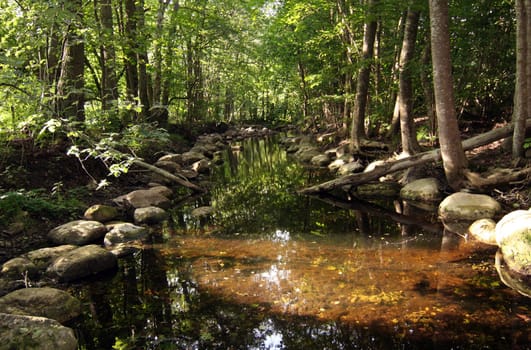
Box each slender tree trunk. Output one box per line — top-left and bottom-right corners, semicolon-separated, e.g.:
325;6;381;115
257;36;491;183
429;0;467;190
98;0;118;112
137;0;151;117
513;0;530;160
350;0;377;151
56;0;85;121
152;0;170;106
124;0;138;104
162;1;180;106
398;8;421;155
420;37;436;139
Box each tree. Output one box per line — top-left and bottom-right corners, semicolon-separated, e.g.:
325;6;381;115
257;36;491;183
56;0;85;121
350;0;378;152
398;7;421;155
512;0;531;160
97;0;119;112
429;0;467;190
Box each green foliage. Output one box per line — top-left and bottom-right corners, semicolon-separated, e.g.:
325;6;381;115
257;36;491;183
523;138;531;150
0;187;86;226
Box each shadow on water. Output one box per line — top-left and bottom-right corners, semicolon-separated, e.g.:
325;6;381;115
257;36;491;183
72;135;530;349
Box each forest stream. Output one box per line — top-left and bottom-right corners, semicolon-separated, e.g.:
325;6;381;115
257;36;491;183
70;135;530;349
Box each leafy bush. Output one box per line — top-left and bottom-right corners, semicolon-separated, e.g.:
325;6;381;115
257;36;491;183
0;187;86;227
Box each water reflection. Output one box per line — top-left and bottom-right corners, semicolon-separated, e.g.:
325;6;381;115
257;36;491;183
72;135;530;349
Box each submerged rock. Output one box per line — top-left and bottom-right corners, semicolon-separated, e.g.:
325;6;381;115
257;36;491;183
48;220;108;245
438;192;502;221
0;313;77;350
0;287;81;323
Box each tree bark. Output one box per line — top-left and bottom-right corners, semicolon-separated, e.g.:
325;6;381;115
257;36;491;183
398;8;421;155
98;0;119;112
429;0;468;190
350;0;378;151
513;0;530;159
56;0;85;121
300;120;531;195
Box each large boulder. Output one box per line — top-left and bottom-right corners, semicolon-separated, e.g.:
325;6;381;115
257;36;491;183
83;204;119;222
47;245;117;282
0;257;39;279
495;210;531;275
311;154;331;167
24;245;78;271
400;177;442;202
181;151;207;165
0;287;81;323
438;192;502;221
113;188;171;209
295;146;321;163
48;220;108;245
337;161;364;176
0;313;77;350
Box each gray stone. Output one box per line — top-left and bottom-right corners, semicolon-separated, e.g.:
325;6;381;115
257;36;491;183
83;204;119;222
191;206;214;218
337;161;364;175
24;245;78;271
400;177;442;202
48;220;108;245
355;182;401;198
47;245;117;282
310;154;331;167
104;223;149;247
0;313;77;350
158;153;183;164
1;257;38;279
181;151;207;165
113;188;171;209
134;206;168;225
295;146;321;163
148;185;173;198
0;287;81;324
438;192;502;221
153;160;182;173
192;158;211;173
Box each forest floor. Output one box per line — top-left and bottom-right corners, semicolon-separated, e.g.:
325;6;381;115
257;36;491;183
0;124;529;260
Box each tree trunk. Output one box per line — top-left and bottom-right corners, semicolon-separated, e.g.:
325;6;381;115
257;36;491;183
56;0;85;121
124;0;139;104
350;0;378;151
137;0;151;117
513;0;530;159
152;0;170;106
420;36;436;139
398;8;421;155
98;0;119;112
429;0;467;190
300;120;531;195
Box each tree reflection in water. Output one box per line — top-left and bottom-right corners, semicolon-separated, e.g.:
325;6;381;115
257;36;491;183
72;135;529;349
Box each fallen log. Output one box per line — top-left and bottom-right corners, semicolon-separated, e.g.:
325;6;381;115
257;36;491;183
132;159;206;193
300;120;531;195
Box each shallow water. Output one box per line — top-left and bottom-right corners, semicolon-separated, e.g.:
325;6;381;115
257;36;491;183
72;135;530;349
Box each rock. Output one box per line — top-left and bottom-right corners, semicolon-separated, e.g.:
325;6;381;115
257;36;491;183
104;223;149;247
337;160;364;175
158;153;183;164
495;210;531;275
47;245;117;282
113;188;171;209
192;158;211;173
153;160;182;174
438;192;502;221
1;257;38;279
400;178;442;202
191;206;214;218
295;146;321;163
134;206;168;224
181;151;207;165
24;245;78;271
310;154;331;167
148;185;173;198
0;313;77;350
468;218;498;245
83;204;119;222
48;220;108;245
0;287;81;323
